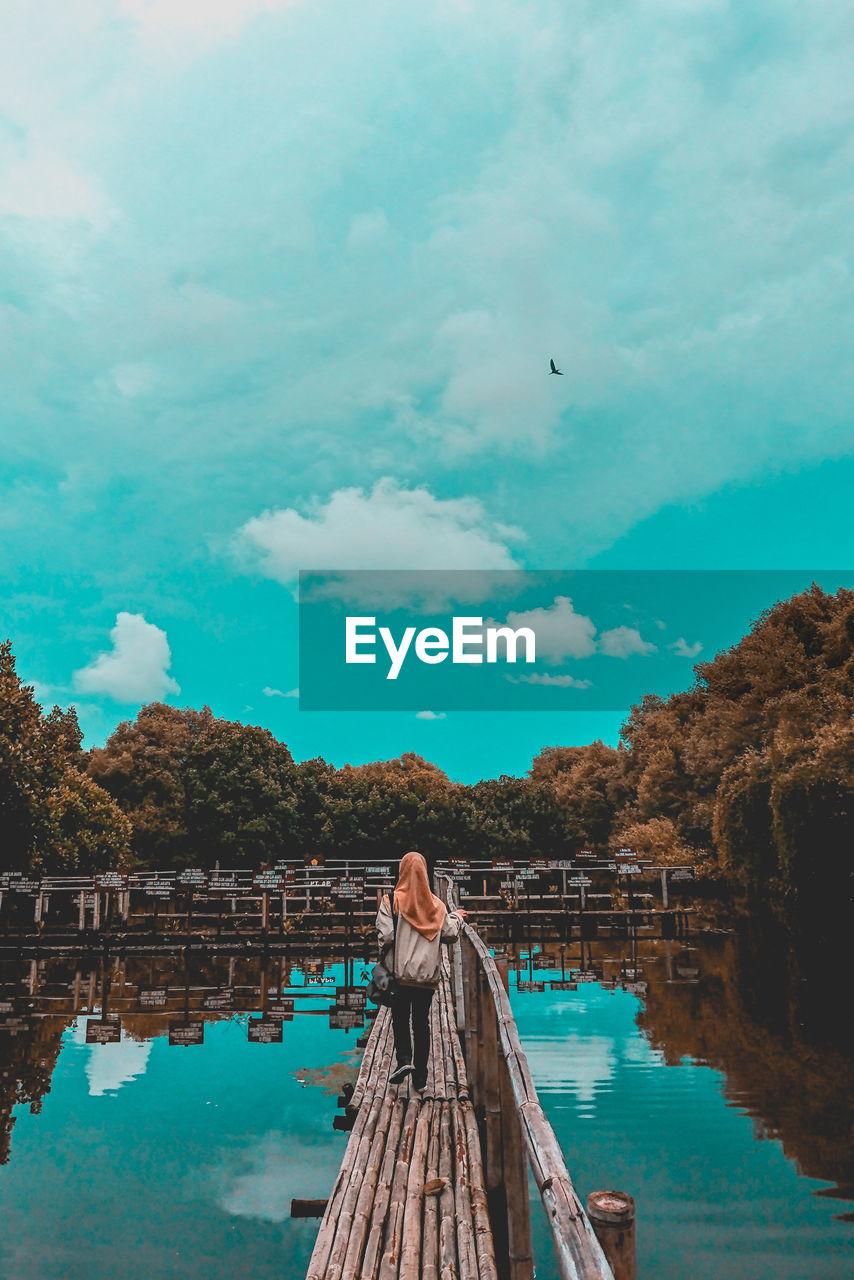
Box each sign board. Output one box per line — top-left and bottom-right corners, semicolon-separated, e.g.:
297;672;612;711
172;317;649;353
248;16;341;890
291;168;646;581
550;980;578;991
304;878;338;891
364;864;391;877
336;877;365;899
573;970;601;983
138;988;168;1007
614;848;637;863
248;1018;283;1044
264;999;295;1021
0;872;23;889
0;1000;14;1014
669;867;695;882
516;981;546;993
569;876;592;887
491;858;514;870
202;990;234;1011
144;878;175;898
575;849;598;863
549;859;573;870
620;865;642;876
499;879;517;890
622;966;643;981
529;858;551;871
94;872;128;891
11;879;40;894
253;870;285;892
86;1017;122;1044
449;857;471;870
329;1010;364;1030
336;987;367;1011
208;875;239;895
622;981;648;995
0;1017;27;1034
516;870;538;880
178;868;209;890
169;1020;205;1046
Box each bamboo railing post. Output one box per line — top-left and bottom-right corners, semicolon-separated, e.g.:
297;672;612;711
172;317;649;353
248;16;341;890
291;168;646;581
586;1192;636;1280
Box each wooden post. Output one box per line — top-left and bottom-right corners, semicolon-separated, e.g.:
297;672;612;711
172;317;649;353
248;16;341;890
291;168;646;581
92;891;101;930
586;1191;636;1280
660;868;669;909
78;891;86;931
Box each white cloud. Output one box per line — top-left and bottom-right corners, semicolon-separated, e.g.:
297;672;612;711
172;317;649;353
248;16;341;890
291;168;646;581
516;673;591;689
415;709;447;720
670;637;703;658
597;626;657;659
263;686;299;698
235;478;524;583
213;1132;332;1222
73;611;180;702
72;1022;152;1096
493;596;597;664
347;208;390;250
119;0;294;39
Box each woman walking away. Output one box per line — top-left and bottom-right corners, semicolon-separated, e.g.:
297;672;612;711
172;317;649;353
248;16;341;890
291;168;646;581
376;851;467;1092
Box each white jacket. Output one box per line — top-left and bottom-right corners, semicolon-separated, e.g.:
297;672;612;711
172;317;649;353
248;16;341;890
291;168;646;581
376;897;463;988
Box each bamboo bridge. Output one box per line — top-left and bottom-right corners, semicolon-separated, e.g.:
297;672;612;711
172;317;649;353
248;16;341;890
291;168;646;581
304;877;635;1280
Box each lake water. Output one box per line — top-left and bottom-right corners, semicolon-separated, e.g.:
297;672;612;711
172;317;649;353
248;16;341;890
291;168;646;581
0;931;850;1279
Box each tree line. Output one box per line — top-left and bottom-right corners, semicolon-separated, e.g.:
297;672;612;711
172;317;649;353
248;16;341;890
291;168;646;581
2;585;852;918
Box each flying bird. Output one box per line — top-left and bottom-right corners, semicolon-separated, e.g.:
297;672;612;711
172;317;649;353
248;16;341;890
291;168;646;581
549;358;563;375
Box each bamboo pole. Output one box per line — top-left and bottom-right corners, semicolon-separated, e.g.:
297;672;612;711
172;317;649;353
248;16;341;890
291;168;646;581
438;1103;459;1280
379;1097;421;1280
400;1100;434;1275
361;1097;407;1280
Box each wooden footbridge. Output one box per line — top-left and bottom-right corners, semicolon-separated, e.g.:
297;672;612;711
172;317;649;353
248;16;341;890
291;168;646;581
305;878;634;1280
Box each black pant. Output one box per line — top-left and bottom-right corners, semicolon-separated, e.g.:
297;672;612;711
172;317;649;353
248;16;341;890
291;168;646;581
391;985;434;1078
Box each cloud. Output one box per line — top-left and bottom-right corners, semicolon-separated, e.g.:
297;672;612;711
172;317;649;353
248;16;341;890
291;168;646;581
72;1022;152;1097
73;612;180;702
495;596;597;664
235;478;524;583
516;673;591;689
597;626;657;659
212;1132;332;1223
262;686;299;698
347;208;390;250
670;637;703;658
415;709;446;719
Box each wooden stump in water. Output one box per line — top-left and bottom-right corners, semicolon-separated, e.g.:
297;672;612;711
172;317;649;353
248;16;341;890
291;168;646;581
586;1190;636;1280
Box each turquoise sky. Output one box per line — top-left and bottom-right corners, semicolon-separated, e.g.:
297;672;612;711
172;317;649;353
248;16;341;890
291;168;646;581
2;0;853;781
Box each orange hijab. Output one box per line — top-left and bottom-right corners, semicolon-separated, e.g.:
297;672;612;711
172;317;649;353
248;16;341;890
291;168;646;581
388;851;446;941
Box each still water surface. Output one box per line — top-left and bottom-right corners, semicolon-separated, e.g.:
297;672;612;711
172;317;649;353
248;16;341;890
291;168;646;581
0;935;850;1279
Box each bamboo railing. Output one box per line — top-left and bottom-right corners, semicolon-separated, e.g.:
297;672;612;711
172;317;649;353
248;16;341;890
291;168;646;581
437;874;614;1280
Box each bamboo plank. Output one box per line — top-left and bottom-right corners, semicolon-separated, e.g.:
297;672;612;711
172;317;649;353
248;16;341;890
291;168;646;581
361;1097;407;1280
450;1099;478;1280
400;1100;433;1275
438;1103;459;1280
378;1096;421;1280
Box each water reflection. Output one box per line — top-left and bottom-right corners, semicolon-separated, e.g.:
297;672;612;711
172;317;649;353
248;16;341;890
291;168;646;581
0;930;850;1279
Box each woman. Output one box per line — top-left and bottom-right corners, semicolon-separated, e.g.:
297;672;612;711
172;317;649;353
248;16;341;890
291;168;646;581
376;851;467;1091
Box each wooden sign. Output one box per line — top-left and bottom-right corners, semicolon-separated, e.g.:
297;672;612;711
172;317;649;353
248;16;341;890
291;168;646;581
264;999;295;1021
516;981;545;993
550;981;578;991
169;1020;205;1046
248;1018;283;1044
138;988;168;1007
449;857;471;870
529;858;551;871
208;875;240;895
0;1000;14;1014
670;867;695;882
144;877;175;898
516;870;538;880
364;864;392;877
0;1017;27;1034
549;859;573;870
336;988;367;1011
575;849;597;863
492;858;514;870
94;872;129;891
86;1017;122;1044
622;981;648;995
178;868;209;889
336;877;365;899
329;1010;364;1030
11;879;40;894
569;876;592;887
573;971;600;983
304;877;337;890
499;879;516;890
202;990;234;1011
253;870;285;891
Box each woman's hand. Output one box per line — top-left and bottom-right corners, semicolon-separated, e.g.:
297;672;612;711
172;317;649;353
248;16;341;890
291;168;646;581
456;908;469;919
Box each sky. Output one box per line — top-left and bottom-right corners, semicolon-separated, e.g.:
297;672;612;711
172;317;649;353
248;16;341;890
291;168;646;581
1;0;853;781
